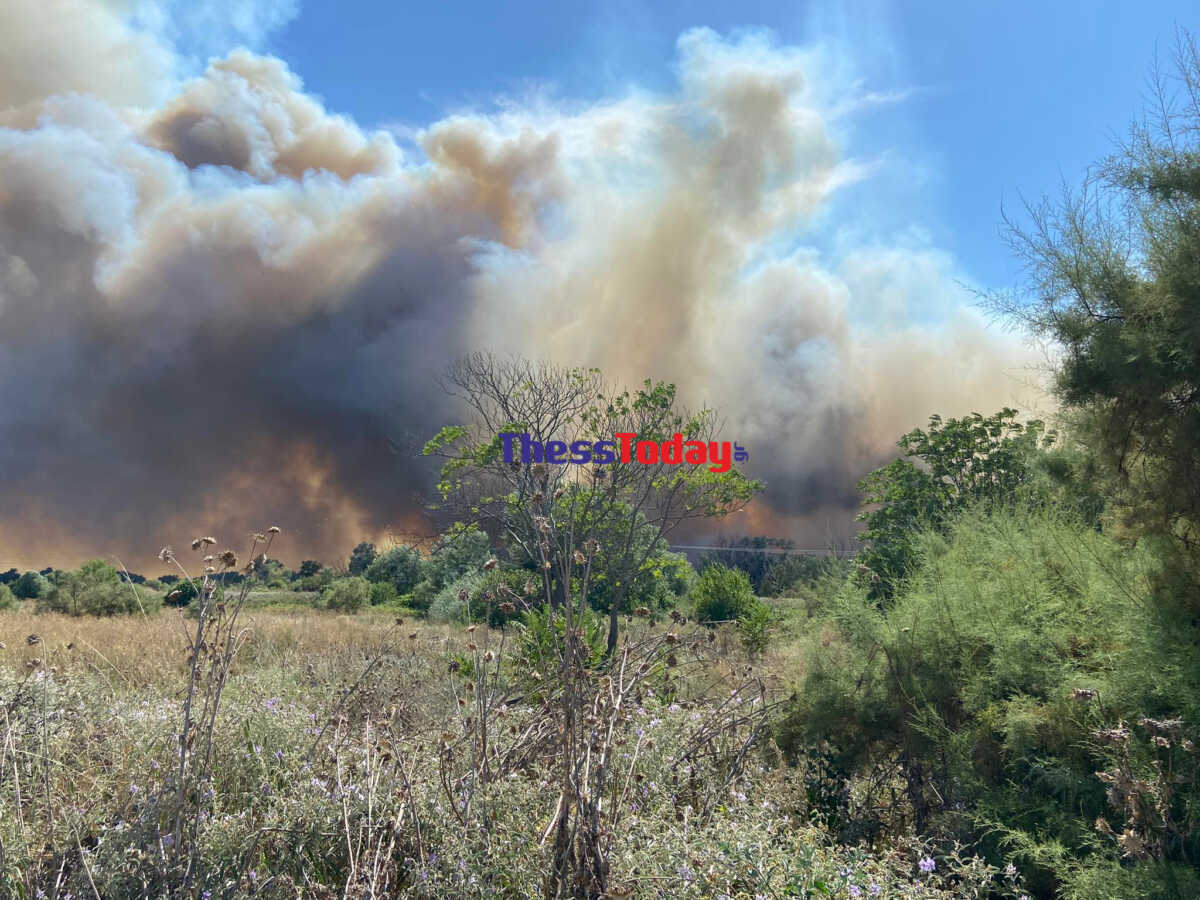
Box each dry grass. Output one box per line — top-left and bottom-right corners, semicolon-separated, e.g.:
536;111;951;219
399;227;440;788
0;607;460;687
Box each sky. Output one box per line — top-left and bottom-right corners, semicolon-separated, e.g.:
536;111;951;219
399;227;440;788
267;0;1193;286
0;0;1195;570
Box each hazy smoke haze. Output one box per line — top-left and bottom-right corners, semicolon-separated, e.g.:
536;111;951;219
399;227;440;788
0;1;1043;571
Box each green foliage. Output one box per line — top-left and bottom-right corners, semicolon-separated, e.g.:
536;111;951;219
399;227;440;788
364;545;423;596
573;499;695;614
0;583;15;610
295;567;334;592
347;541;377;576
423;355;761;650
427;567;525;624
164;578;200;607
321;577;371;613
425;527;492;590
40;560;145;616
737;598;773;655
856;409;1052;598
297;560;322;579
1001;35;1200;562
691;563;757;625
512;603;607;683
780;505;1200;887
12;570;49;599
368;580;397;606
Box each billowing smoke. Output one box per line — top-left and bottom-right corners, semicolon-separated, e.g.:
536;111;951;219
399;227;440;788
0;2;1040;570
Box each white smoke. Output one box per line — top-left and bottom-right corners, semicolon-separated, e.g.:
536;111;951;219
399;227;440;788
0;3;1042;569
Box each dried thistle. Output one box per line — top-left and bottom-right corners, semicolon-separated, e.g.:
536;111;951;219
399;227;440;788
218;550;238;568
483;557;498;571
158;547;174;562
267;526;281;534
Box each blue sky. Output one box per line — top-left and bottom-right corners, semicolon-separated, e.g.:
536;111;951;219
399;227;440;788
264;0;1194;288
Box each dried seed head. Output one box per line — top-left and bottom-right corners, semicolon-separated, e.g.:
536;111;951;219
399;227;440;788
253;533;266;542
191;539;204;551
467;642;477;651
407;632;418;640
634;607;651;618
553;487;564;499
1073;688;1097;702
499;602;516;615
483;557;499;571
204;566;215;574
524;580;536;596
467;625;477;633
484;651;495;662
267;526;281;534
158;547;174;562
218;551;238;568
573;550;586;565
26;634;41;645
203;555;214;564
466;681;475;692
458;589;469;603
533;492;544;503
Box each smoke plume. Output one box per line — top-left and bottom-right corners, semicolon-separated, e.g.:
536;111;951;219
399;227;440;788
0;2;1040;570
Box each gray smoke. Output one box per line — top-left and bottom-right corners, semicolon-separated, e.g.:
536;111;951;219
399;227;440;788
0;3;1041;570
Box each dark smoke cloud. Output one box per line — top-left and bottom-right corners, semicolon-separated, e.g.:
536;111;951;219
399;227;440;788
0;3;1041;570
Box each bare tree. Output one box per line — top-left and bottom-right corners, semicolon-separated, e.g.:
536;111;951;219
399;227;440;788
424;353;761;652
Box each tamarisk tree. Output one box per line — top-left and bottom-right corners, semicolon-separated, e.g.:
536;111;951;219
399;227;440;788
423;353;761;652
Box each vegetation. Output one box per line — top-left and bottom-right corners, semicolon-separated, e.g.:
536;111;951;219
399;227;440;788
1;30;1199;900
423;353;761;652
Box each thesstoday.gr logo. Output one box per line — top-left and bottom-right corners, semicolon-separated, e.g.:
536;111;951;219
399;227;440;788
500;432;749;474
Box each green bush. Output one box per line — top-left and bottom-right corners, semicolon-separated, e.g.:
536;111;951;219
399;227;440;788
40;561;146;616
368;580;398;606
427;568;525;624
0;583;15;610
737;598;773;655
321;577;371;613
778;505;1200;888
12;570;50;599
513;603;607;685
692;563;756;624
347;541;377;576
364;546;423;596
164;578;200;607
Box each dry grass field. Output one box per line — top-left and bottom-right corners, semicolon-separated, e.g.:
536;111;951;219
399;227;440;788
0;601;1009;898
